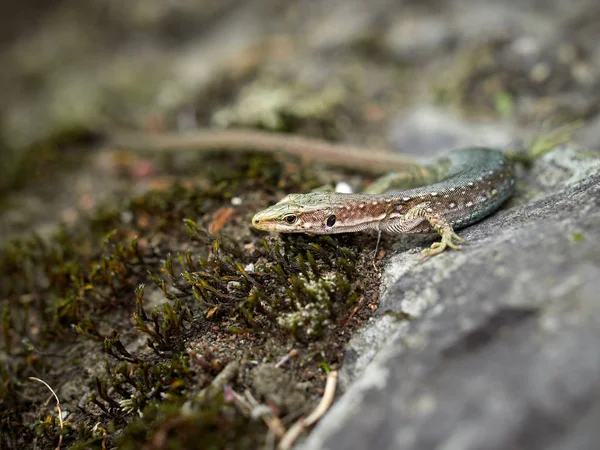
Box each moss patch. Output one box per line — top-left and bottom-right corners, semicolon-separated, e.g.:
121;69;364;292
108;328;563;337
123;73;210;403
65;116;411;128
0;151;384;449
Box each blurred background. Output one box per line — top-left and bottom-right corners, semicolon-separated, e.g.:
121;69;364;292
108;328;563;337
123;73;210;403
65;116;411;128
1;0;599;240
2;2;600;449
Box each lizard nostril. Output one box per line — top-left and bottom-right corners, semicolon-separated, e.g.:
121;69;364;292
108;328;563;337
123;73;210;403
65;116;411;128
252;213;264;228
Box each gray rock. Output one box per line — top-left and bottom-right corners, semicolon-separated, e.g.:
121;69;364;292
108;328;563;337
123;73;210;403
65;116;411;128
577;114;600;150
299;146;600;450
388;107;516;158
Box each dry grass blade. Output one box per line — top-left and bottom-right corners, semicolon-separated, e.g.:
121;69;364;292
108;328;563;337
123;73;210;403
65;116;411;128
278;370;338;450
29;377;64;450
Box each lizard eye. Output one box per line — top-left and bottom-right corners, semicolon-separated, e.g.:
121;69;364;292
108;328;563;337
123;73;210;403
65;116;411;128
283;214;298;224
326;214;336;227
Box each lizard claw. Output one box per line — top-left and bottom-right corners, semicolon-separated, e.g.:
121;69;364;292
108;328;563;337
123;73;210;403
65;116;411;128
420;229;464;258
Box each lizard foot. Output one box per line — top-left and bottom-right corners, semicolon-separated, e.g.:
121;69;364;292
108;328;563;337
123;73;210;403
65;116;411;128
421;229;464;258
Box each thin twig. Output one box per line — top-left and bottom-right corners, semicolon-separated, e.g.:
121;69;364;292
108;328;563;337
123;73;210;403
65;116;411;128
275;349;298;368
30;377;64;450
109;129;418;174
278;370;338;450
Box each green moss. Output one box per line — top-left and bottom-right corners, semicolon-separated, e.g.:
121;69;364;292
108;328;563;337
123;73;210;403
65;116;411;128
118;395;262;450
211;77;347;131
493;91;515;117
0;149;381;449
525;121;583;161
0;127;93;196
507;121;583;166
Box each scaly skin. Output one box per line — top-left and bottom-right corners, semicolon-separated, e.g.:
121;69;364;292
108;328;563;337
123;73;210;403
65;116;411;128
252;147;515;257
109;129;516;257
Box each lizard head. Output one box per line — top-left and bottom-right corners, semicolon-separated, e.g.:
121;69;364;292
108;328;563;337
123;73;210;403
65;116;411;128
252;192;384;234
252;193;335;234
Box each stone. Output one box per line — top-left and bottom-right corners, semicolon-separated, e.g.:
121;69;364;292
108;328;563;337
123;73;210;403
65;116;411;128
388;106;515;158
300;146;600;450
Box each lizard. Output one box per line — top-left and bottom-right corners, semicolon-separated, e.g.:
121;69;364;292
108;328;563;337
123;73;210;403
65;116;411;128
251;146;515;257
110;129;515;257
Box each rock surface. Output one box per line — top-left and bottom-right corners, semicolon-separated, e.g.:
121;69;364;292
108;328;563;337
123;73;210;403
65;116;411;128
2;0;600;448
300;146;600;450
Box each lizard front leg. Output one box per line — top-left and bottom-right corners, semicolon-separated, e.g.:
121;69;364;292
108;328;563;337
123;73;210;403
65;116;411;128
401;202;464;257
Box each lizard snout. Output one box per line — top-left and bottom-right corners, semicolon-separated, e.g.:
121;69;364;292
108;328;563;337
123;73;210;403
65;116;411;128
251;214;261;228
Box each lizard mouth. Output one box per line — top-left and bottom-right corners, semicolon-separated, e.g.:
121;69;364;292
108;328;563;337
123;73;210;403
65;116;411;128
251;213;266;230
251;211;278;231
